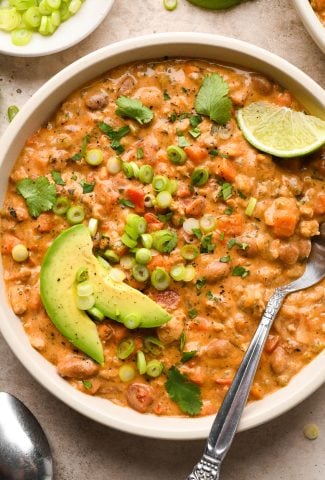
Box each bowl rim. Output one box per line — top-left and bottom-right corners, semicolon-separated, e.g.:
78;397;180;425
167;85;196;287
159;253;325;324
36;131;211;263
0;32;325;440
0;0;115;58
292;0;325;53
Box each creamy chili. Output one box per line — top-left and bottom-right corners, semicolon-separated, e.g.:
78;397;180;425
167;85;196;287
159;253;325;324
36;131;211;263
311;0;325;25
1;59;325;417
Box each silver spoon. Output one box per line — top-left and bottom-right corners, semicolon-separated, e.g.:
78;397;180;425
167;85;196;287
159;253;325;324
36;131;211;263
0;392;53;480
188;223;325;480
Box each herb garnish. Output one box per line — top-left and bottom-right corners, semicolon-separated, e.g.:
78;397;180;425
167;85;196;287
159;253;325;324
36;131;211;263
82;380;93;390
188;308;198;319
195;73;232;125
219;182;233;201
70;135;89;161
16;176;57;218
219;255;231;263
196;277;206;291
118;198;135;208
51;170;65;186
80;180;95;194
115;96;154;125
137;147;144;159
200;234;215;254
181;351;197;363
206;290;220;302
166;367;202;416
99;122;130;154
232;266;249;278
192;228;202;239
163;90;171;101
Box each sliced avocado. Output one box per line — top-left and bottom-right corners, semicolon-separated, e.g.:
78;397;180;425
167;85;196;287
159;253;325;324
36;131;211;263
40;225;171;363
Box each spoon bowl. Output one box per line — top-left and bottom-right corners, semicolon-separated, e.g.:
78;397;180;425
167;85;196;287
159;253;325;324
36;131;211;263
0;393;53;480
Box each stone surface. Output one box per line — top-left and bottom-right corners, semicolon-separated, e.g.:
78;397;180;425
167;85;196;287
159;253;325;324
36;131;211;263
0;0;324;479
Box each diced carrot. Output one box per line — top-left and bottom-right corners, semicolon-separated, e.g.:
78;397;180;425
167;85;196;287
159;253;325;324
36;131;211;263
273;211;298;238
250;384;264;400
184;145;208;164
215;378;232;386
1;234;20;254
217;214;244;236
314;193;325;215
264;334;280;354
183;64;200;76
214;157;236;182
126;188;145;212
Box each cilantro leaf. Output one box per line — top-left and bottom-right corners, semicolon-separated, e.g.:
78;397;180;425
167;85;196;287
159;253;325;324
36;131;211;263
166;367;202;416
181;351;197;363
118;198;135;208
200;234;215;254
179;331;186;352
115;96;154;125
51;170;65;186
80;179;95;194
232;265;249;278
195;73;232;125
70;135;89;161
99;122;130;154
206;290;220;302
188;308;198;319
196;277;206;292
16;176;57;218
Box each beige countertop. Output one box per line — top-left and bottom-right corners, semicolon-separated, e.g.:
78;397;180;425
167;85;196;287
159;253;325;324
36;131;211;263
0;0;325;478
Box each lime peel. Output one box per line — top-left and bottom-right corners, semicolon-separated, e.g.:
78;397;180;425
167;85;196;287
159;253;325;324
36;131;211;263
237;102;325;158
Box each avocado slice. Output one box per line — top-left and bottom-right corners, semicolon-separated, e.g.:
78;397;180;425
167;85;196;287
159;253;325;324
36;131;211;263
40;225;171;363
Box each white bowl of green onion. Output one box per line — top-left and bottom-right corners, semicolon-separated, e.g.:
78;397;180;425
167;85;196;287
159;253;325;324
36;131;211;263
0;33;324;440
0;0;115;57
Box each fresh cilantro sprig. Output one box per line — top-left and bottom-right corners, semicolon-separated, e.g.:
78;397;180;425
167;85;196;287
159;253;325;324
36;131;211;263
232;265;249;278
195;73;232;125
200;234;215;254
51;170;65;186
16;176;57;218
166;367;202;416
116;96;154;125
99;122;130;154
80;179;95;194
70;135;89;161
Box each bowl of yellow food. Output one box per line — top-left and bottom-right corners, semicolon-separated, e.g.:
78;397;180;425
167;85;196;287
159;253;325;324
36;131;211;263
0;32;325;439
292;0;325;53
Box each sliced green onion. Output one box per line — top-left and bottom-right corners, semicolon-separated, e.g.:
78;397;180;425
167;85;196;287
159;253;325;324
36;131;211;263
107;156;122;174
135;248;152;265
85;148;103;166
132;263;150;282
50;10;61;27
77;294;95;311
77;281;94;297
181;244;199;260
144;336;165;356
167;179;178;195
191;168;209;186
120;255;135;270
245;197;257;217
124;224;139;241
117;338;135;360
23;6;41;28
59;2;71;20
126;213;147;234
151;267;171;291
119;364;136;382
141;233;153;249
7;105;19;122
75;267;88;283
69;0;82;14
152;230;177;253
163;0;178;10
152;175;170;192
138;165;154;184
11;28;32;46
144;194;154;208
156;190;172;209
47;0;61;9
183;265;196;282
53;196;70;216
38;0;52;15
0;9;21;31
88;217;98;237
170;263;186;281
103;249;120;264
121;233;137;249
87;306;105;322
167;145;187;165
199;214;216;233
146;359;164;378
183;217;200;235
66;206;85;225
136;351;147;375
108;268;126;283
11;243;28;262
97;255;111;270
303;423;319;440
124;313;141;330
123;161;139;179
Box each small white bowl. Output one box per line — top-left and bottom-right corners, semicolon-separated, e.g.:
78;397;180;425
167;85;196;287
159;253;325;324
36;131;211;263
0;0;115;57
0;33;325;439
292;0;325;53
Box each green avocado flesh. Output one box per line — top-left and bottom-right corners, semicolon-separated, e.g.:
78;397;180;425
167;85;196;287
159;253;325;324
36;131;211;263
40;225;171;364
187;0;241;9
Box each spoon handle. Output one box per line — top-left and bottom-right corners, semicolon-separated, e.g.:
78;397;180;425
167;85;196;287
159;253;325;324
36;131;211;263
187;287;287;480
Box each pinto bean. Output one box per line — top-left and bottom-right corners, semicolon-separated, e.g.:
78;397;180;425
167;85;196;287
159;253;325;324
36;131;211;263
126;383;154;413
198;258;230;283
270;347;288;375
184;196;206;217
152;290;180;311
157;313;185;344
236;236;258;257
205;339;232;358
117;74;136;95
278;243;300;265
84;88;109;110
133;86;163;108
57;355;99;379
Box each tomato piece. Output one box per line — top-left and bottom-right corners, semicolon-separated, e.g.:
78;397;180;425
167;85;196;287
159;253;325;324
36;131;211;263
126;188;145;212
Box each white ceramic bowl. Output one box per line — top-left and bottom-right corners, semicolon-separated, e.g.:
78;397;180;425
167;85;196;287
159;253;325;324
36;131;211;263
292;0;325;53
0;0;115;57
0;33;325;440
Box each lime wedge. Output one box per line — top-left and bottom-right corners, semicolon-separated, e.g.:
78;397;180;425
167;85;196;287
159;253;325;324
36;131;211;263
187;0;241;9
237;102;325;158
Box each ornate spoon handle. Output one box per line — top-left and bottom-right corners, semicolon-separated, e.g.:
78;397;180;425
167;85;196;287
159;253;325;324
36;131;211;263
187;287;287;480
